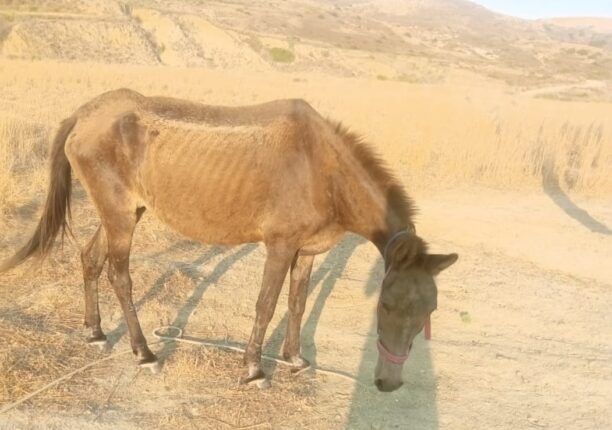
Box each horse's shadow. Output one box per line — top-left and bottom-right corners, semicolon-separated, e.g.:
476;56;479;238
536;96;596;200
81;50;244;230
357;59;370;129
105;244;257;359
542;158;611;235
153;244;258;362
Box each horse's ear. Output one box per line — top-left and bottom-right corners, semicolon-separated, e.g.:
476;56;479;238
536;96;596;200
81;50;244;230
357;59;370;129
423;253;458;275
388;235;423;268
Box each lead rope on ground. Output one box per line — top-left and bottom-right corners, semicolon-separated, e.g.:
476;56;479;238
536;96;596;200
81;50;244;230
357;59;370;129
0;327;368;415
152;326;368;388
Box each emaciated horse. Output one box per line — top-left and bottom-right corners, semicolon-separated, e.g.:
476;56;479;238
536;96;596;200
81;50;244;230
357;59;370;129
0;89;457;392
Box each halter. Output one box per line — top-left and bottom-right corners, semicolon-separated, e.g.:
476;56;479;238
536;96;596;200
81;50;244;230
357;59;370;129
377;228;414;365
377;338;411;365
376;298;413;365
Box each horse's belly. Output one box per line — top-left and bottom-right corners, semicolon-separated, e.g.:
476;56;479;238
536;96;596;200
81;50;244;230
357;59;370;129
143;196;265;245
137;165;268;245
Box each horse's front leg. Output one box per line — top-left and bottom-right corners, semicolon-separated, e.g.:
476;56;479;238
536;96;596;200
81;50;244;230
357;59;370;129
242;242;296;385
282;253;314;373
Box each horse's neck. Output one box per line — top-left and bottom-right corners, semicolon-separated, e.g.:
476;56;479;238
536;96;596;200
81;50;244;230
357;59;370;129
336;165;408;254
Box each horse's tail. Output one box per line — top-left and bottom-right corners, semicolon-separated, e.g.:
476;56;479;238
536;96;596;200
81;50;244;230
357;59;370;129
0;116;77;273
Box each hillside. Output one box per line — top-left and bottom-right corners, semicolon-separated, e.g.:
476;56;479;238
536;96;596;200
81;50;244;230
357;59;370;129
547;17;612;34
0;0;611;98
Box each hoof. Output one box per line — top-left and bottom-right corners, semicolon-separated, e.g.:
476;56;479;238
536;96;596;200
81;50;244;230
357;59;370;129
240;365;268;387
255;378;271;390
87;335;109;352
139;359;161;374
285;356;311;375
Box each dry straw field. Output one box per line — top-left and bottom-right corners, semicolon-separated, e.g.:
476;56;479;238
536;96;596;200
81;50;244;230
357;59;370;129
0;1;611;429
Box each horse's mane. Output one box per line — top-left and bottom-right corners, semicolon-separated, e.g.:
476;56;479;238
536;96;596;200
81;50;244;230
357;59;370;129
331;121;416;223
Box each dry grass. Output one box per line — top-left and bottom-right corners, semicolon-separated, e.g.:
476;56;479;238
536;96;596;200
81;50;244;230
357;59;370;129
0;273;99;410
148;346;318;429
0;64;609;217
0;118;49;213
402;113;611;195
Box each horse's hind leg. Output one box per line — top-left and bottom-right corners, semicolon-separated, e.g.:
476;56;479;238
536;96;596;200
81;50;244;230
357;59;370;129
105;208;158;371
81;225;108;348
282;253;314;373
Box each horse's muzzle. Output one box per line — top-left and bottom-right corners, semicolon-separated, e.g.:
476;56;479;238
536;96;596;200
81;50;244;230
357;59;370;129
375;378;403;392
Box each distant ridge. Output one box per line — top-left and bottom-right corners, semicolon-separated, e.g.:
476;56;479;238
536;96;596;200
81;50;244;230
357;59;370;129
545;17;612;34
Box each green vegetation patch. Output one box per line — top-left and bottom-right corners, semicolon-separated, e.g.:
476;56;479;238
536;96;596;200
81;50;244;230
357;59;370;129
268;47;295;63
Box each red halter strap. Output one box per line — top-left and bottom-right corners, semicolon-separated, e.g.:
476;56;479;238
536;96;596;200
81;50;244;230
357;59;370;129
377;338;411;365
376;300;412;365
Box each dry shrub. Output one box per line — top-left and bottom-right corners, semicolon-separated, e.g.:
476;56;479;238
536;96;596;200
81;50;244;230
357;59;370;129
268;47;295;63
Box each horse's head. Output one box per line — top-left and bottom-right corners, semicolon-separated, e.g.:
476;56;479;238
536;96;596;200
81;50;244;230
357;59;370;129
375;233;457;392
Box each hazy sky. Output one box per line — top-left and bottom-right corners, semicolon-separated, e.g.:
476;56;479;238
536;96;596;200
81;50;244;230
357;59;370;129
471;0;612;19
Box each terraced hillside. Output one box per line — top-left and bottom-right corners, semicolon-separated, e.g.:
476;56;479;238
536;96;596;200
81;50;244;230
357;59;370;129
0;0;611;94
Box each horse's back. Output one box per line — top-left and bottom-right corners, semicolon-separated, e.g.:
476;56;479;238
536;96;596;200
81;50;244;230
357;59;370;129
65;90;340;246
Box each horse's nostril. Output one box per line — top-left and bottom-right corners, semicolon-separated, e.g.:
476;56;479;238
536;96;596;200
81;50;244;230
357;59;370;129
375;378;403;392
